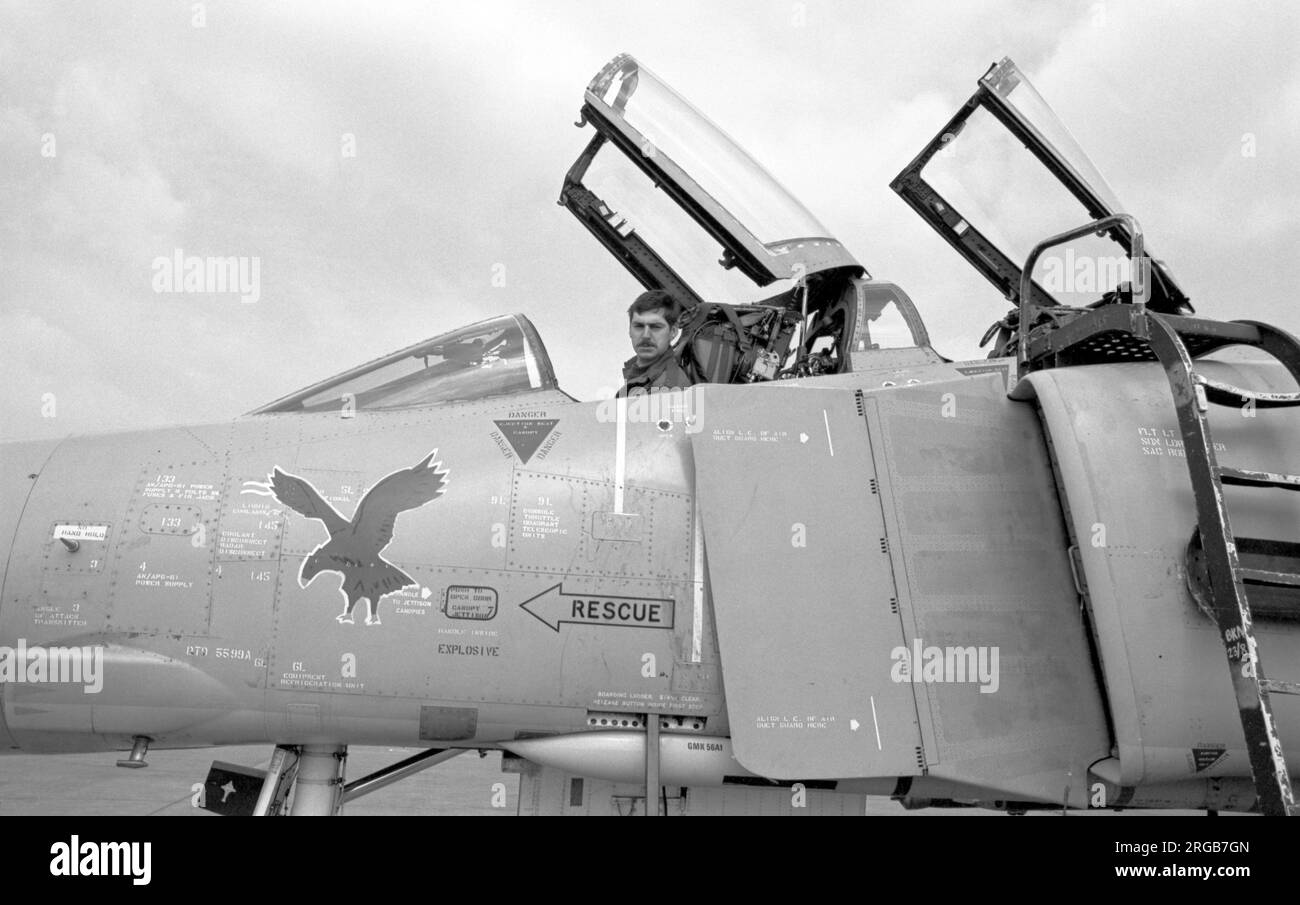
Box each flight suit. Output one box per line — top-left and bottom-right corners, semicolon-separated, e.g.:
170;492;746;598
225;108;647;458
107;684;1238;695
616;348;695;398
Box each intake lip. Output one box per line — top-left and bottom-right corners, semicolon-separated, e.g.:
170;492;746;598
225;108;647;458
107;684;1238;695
0;437;65;754
0;683;18;752
0;437;64;627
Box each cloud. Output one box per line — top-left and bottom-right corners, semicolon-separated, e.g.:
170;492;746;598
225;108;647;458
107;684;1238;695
1022;0;1300;323
35;147;185;266
0;0;1294;435
0;310;168;439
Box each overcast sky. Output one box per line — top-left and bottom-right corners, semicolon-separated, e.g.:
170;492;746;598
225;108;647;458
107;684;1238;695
2;0;1297;441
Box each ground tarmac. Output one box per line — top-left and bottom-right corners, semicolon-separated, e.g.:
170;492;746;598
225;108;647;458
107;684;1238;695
0;745;514;816
0;745;956;815
0;746;1214;815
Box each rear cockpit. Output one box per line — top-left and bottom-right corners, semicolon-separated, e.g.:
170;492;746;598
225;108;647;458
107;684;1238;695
562;53;933;383
891;57;1193;359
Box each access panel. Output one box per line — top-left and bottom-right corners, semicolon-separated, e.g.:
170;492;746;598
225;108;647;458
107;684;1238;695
690;385;921;780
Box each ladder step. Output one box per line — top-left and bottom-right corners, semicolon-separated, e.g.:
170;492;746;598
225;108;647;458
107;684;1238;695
1262;679;1300;696
1187;532;1300;622
1239;567;1300;589
1217;466;1300;490
1196;374;1300;408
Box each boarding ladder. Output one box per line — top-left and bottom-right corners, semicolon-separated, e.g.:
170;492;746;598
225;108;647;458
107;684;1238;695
1013;215;1300;816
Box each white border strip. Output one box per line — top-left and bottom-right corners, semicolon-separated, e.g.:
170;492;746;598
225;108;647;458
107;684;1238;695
691;502;704;663
613;395;628;514
870;695;882;751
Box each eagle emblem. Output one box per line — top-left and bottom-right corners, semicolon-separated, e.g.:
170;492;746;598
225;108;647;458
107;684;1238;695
243;450;449;626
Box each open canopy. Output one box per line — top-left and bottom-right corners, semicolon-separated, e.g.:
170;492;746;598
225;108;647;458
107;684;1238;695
892;57;1189;314
561;53;864;309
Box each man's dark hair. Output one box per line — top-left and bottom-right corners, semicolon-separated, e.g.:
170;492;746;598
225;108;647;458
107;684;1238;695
627;289;683;326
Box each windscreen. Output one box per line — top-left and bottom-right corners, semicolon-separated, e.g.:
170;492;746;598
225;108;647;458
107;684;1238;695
856;297;917;351
255;315;549;414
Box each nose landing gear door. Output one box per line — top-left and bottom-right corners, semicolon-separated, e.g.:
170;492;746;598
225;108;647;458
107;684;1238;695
689;385;921;780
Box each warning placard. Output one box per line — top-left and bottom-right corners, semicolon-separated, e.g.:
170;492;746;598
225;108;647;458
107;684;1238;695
493;419;558;463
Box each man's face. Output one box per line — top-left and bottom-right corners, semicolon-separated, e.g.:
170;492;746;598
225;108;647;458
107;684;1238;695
629;309;674;365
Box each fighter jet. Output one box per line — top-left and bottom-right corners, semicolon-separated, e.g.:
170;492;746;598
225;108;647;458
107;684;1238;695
2;54;1298;816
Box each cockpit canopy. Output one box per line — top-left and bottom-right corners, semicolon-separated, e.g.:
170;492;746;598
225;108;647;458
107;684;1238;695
558;54;928;380
251;314;558;415
561;53;865;310
892;57;1190;314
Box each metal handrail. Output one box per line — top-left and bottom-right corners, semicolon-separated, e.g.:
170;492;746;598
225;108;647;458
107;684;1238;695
1017;213;1149;370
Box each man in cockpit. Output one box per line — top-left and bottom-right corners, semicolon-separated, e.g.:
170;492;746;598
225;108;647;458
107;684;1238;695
617;289;695;398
